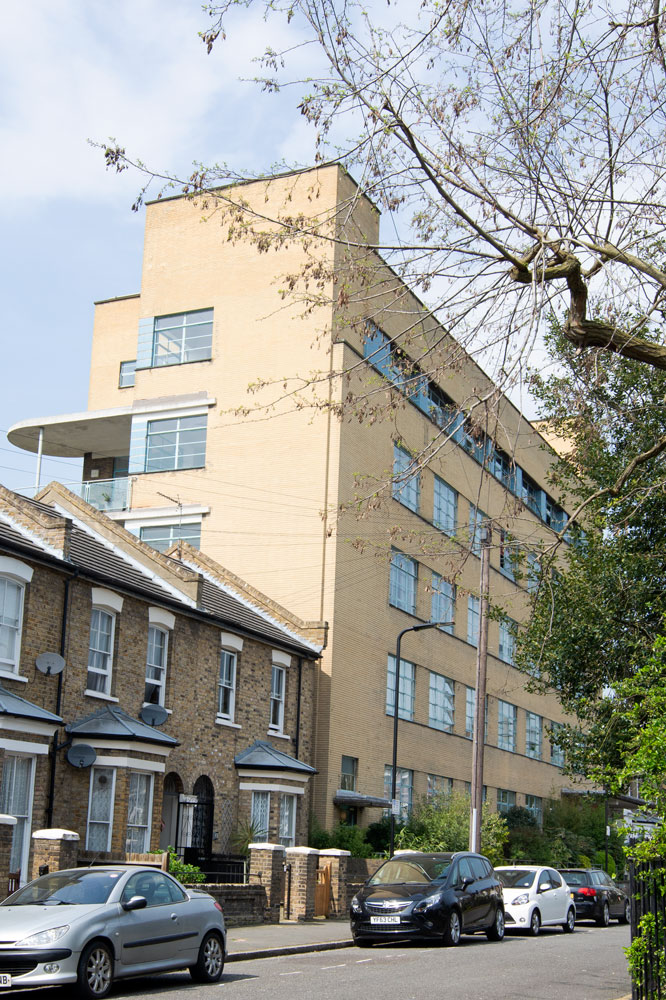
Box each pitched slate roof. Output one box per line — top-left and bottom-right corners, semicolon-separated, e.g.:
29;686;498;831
234;739;317;774
0;685;62;724
198;579;317;655
66;705;178;746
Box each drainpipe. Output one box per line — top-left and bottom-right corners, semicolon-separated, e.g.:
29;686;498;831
46;569;77;827
294;657;303;761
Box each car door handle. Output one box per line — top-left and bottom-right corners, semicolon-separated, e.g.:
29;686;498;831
171;913;178;921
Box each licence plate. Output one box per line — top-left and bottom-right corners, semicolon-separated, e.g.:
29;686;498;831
0;974;11;988
370;915;400;925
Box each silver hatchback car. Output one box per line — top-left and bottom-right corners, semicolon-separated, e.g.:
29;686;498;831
0;865;226;998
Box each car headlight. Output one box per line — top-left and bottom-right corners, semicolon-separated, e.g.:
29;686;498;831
350;896;362;914
17;925;70;947
413;894;441;914
511;893;529;906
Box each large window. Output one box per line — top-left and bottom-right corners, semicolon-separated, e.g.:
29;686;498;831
144;415;207;472
525;794;543;825
389;550;417;614
433;476;457;535
429;672;454;731
140;522;202;553
340;755;358;791
383;765;413;819
145;626;168;706
126;772;153;852
498;619;516;664
392;445;420;512
550;721;565;767
217;649;237;722
87;609;115;695
465;687;488;741
0;577;24;675
497;788;516;814
467;595;480;646
278;793;297;847
430;573;455;633
526;712;543;759
497;700;517;751
499;531;519;580
251;790;270;840
468;506;488;556
152;309;213;367
269;665;285;732
87;767;116;852
386;654;415;721
427;774;452;799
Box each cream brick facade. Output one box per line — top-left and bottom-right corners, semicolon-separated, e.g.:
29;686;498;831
9;165;588;834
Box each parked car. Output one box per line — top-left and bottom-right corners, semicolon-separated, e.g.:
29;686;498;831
0;865;226;998
350;850;505;946
557;868;630;926
495;865;576;936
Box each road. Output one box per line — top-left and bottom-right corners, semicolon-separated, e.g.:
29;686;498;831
24;922;631;1000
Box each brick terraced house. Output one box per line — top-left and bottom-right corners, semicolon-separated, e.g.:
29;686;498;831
0;482;323;885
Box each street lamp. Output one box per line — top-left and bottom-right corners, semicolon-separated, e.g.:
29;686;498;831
389;621;453;857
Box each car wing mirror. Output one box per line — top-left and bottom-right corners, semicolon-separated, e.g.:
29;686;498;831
460;876;474;890
122;895;148;911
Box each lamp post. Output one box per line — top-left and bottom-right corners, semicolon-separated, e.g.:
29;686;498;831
389;620;453;857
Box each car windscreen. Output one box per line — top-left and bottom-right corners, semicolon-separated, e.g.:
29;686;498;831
3;870;124;906
559;871;589;887
369;858;452;885
496;869;536;889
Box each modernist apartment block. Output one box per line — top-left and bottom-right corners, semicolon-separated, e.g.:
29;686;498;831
9;165;587;831
0;483;322;884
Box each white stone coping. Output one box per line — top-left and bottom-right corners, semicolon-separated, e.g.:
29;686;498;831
285;846;320;856
318;849;351;857
248;843;286;852
0;814;17;826
32;829;80;841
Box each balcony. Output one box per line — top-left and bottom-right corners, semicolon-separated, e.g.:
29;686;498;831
73;478;131;512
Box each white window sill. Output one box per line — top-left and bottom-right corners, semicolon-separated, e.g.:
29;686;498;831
85;689;119;702
0;669;28;684
267;729;290;741
215;717;241;729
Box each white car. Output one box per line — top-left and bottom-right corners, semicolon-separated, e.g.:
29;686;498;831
495;866;575;936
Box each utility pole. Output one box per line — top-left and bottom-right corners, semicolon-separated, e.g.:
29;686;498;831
470;523;491;853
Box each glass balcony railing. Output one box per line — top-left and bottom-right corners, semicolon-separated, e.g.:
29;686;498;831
74;478;131;512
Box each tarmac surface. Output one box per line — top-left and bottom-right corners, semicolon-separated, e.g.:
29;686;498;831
226;918;353;962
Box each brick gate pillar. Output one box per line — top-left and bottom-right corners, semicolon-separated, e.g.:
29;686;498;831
319;848;351;917
284;846;319;921
31;829;80;880
248;843;285;923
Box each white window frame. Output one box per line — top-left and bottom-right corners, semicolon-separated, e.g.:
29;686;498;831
526;712;543;759
467;595;480;646
392;444;420;512
429;672;454;731
278;793;297;847
0;557;33;679
86;766;117;852
217;649;237;722
430;573;455;633
386;654;415;721
433;476;457;535
151;308;214;368
389;550;417;614
126;771;154;853
144;414;208;473
145;625;169;707
139;521;202;553
269;665;285;733
86;608;116;696
0;753;35;883
497;700;517;752
251;790;270;840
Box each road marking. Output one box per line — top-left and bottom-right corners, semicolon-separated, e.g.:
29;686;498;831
321;963;346;969
356;958;373;963
279;971;304;976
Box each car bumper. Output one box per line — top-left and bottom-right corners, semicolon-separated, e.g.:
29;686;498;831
350;913;444;941
572;900;600;920
503;903;532;930
0;947;78;988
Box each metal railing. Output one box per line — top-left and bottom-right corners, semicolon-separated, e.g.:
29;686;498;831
73;478;131;512
629;857;666;1000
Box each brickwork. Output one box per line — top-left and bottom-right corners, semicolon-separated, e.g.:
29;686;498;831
284;847;319;921
248;844;285;922
198;882;267;926
30;829;80;880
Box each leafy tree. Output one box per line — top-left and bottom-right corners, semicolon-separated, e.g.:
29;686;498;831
395;792;508;866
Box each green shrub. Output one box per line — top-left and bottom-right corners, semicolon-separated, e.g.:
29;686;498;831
154;847;206;884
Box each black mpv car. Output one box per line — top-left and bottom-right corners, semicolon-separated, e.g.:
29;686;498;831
558;868;630;926
350;851;505;946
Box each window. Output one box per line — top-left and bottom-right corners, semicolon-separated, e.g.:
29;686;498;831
525;794;543;825
341;755;358;791
0;754;34;878
526;712;543;759
384;765;413;819
550;722;565;767
126;772;153;852
467;595;480;646
465;687;488;741
522;473;542;516
497;788;516;814
392;445;420;512
386;654;415;720
87;609;115;695
278;793;297;847
429;672;454;731
122;870;186;906
497;700;517;751
251;790;270;840
499;530;519;580
488;448;514;488
468;506;488;556
151;309;213;367
430;573;455;633
389;550;417;614
427;774;452;799
0;578;24;675
87;767;116;852
118;360;136;388
140;522;202;553
144;414;207;472
217;649;237;721
270;665;285;732
433;476;457;535
145;625;168;705
527;552;541;595
498;619;516;664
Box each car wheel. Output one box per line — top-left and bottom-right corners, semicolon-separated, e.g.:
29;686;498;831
618;900;631;925
486;906;505;942
76;940;113;1000
596;902;610;928
528;909;541;937
563;907;576;933
189;931;225;983
443;909;462;946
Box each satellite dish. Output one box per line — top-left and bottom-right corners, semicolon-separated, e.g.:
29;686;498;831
66;744;97;769
35;652;65;676
140;704;169;727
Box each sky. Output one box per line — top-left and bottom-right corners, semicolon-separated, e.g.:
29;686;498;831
1;0;318;496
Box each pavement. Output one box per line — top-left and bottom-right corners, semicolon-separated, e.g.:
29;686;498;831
226;918;353;962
